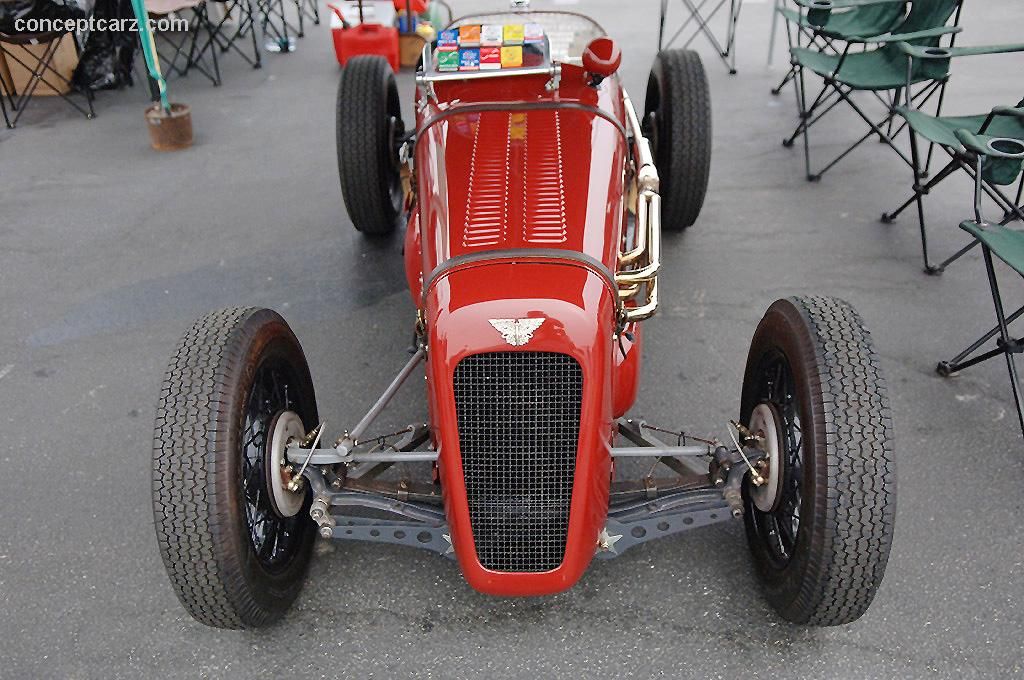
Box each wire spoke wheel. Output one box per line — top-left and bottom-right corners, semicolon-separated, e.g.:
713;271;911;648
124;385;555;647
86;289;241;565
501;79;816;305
747;352;803;567
153;307;319;629
644;48;711;230
336;55;406;236
239;360;303;571
740;296;895;626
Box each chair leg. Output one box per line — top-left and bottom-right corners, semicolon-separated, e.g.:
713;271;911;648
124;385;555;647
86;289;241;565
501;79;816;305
797;67;814;181
294;0;305;38
906;129;940;274
0;59;11;128
772;65;796;97
808;86;914;181
1009;175;1024;223
1;36;93;127
939;302;1024;376
767;0;781;67
204;5;222;85
982;247;1024;437
883;88;901;140
882;158;958;224
923;80;950;176
664;0;740;73
248;0;263;68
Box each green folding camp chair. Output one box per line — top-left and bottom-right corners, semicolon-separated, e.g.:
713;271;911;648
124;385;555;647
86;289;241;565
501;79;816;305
936;130;1024;437
770;0;907;97
783;0;964;182
883;71;1024;275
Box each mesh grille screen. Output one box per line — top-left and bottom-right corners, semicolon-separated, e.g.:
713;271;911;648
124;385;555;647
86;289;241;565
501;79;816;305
453;352;583;572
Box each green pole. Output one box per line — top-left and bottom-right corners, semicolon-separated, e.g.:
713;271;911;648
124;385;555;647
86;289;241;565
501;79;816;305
130;0;170;112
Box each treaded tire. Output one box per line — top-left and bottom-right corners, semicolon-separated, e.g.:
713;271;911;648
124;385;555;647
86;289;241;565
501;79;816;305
644;49;712;230
740;296;896;626
152;307;319;629
336;56;404;236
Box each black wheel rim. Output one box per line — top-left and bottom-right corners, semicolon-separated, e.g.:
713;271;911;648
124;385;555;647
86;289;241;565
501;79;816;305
747;350;804;569
385;88;404;214
240;358;305;572
643;71;668;188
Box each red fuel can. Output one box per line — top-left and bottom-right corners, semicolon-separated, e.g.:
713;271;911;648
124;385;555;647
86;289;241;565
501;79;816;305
332;22;400;71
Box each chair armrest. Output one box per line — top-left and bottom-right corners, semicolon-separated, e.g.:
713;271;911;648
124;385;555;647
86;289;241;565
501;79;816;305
955;129;1024;160
851;25;961;45
991;106;1024;121
897;41;1024;59
792;0;904;8
945;43;1024;58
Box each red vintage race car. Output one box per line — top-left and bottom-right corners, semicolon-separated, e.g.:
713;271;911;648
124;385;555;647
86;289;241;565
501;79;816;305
152;7;896;630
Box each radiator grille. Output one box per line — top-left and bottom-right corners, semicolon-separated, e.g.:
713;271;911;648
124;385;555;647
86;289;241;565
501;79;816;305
453;352;583;572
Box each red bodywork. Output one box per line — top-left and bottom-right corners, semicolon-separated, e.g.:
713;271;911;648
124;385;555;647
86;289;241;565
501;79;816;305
404;64;642;595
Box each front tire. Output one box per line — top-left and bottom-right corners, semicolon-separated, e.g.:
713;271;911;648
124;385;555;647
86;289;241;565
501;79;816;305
740;296;895;626
152;307;319;629
643;49;712;230
336;56;405;236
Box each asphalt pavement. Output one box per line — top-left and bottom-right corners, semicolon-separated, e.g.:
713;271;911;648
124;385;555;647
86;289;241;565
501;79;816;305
1;1;1022;677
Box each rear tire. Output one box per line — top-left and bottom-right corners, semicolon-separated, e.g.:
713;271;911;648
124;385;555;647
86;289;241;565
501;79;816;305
336;56;405;236
643;49;712;231
740;296;895;626
152;307;319;629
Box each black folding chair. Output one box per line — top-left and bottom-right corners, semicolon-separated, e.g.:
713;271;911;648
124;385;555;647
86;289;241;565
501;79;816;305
657;0;744;74
254;0;298;52
0;83;9;127
254;0;318;53
196;0;263;69
937;132;1024;437
0;30;95;128
146;0;221;85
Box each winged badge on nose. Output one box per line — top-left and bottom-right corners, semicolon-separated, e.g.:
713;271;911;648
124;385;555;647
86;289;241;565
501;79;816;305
488;318;545;346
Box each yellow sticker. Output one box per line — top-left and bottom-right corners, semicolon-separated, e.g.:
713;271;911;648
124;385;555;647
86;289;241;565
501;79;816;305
503;24;524;44
510;112;527;140
500;45;523;69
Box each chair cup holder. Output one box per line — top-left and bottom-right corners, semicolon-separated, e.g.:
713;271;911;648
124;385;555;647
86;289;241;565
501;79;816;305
987;137;1024;158
924;48;951;58
810;0;833;7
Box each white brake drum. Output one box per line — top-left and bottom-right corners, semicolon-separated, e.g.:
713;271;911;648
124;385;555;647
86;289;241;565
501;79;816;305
749;403;783;513
266;410;307;518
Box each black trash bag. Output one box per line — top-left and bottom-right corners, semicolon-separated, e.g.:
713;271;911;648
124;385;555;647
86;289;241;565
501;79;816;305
72;0;137;91
0;0;87;33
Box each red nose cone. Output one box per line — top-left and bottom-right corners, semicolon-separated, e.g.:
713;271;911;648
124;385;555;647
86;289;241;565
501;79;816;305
582;37;622;79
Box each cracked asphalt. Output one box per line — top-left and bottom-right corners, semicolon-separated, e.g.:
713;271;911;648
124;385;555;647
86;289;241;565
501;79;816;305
1;0;1022;677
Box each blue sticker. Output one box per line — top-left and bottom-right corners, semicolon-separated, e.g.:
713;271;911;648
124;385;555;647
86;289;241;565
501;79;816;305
459;47;480;70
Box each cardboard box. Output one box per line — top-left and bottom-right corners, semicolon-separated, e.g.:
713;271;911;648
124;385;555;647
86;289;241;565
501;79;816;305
480;24;503;47
458;24;480;47
479;46;500;70
500;45;522;69
458;47;479;71
503;24;524;45
437;29;458;48
0;51;13;94
0;33;78;96
436;47;459;71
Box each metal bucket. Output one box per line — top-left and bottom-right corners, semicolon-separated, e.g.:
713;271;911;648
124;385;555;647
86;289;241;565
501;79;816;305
145;103;193;151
